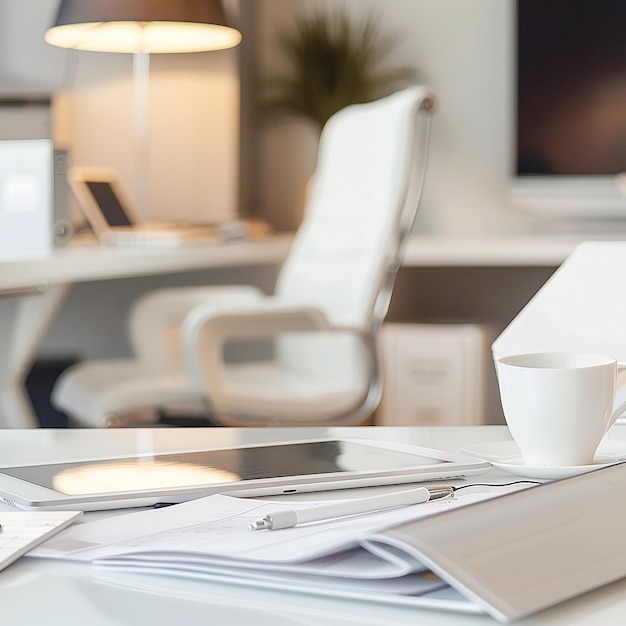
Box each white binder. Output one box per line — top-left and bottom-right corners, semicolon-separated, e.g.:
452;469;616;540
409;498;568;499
372;461;626;622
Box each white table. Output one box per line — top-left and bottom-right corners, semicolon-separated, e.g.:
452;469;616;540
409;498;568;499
0;233;588;429
0;236;292;428
1;424;626;626
402;234;582;267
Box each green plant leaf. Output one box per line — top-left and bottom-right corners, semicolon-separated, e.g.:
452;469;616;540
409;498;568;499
260;9;418;129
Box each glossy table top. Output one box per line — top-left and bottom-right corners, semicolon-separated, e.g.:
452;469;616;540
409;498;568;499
2;425;626;626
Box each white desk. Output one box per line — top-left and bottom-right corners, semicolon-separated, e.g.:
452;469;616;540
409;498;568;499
0;236;292;428
402;235;582;267
0;233;589;429
1;424;626;625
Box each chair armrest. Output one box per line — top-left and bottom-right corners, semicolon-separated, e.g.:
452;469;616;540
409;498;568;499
181;298;378;418
183;298;334;341
128;285;265;370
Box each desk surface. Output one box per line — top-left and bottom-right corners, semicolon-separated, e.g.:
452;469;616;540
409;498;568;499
403;235;583;267
2;425;626;626
0;233;600;293
0;235;294;292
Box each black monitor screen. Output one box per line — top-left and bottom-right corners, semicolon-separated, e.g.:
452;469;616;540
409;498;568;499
517;0;626;176
86;181;134;227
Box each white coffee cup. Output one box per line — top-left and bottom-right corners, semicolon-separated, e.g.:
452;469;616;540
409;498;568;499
496;352;626;467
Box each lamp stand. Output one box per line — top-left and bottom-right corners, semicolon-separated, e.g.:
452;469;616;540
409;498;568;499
133;51;150;221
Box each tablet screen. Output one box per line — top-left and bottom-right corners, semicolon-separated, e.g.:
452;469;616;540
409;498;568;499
0;440;450;496
85;181;134;227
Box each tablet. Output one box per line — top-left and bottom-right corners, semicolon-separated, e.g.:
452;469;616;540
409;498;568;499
68;166;140;236
67;166;238;245
0;438;490;511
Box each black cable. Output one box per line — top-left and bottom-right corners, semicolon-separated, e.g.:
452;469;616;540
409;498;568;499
452;480;543;491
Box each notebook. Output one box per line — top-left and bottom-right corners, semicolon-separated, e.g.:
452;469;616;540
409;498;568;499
0;510;82;572
67;166;248;246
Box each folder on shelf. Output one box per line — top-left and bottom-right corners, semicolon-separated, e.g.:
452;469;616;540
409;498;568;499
30;462;626;623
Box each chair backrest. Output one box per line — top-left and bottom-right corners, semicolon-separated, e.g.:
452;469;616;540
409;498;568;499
275;86;434;327
273;86;434;388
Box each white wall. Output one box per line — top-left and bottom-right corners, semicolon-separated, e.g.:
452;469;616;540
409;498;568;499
254;0;535;235
0;1;67;96
52;48;239;226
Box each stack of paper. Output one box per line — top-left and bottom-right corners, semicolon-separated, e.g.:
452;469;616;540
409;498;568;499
30;466;626;625
30;491;499;615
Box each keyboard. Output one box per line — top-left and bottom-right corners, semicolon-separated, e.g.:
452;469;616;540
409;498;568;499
0;510;83;572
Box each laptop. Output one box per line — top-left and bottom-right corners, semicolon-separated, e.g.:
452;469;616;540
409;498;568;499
492;240;626;363
68;166;248;245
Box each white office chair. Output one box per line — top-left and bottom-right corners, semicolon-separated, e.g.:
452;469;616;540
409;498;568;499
52;86;435;427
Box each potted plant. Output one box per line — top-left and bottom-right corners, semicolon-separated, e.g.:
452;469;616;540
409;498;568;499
261;9;417;130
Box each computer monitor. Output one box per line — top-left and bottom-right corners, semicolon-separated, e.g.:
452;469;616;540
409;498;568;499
510;0;626;221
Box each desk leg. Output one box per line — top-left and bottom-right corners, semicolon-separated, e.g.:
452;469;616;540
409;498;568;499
0;283;70;428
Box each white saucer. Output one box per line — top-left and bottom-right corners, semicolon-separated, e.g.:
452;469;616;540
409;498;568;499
458;440;625;480
490;455;618;480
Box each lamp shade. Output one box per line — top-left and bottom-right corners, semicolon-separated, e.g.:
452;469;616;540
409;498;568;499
44;0;241;53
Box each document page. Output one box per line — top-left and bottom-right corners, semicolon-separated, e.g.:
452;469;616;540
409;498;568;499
31;491;501;576
30;490;531;614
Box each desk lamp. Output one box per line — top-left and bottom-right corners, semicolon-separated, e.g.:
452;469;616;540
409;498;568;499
44;0;241;219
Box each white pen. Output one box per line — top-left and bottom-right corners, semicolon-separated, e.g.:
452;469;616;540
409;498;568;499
249;485;454;531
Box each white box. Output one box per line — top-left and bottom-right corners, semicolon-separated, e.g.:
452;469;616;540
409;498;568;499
378;323;491;426
0;139;53;260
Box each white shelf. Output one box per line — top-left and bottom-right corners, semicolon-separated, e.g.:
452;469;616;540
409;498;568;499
0;234;293;292
401;235;595;267
2;234;604;293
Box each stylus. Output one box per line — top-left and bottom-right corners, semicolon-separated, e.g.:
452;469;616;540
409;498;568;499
249;485;454;531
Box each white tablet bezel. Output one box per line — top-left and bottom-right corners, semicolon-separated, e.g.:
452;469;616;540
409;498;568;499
0;438;491;511
68;166;139;238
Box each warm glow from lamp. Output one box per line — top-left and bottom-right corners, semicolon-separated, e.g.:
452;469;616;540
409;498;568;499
45;21;241;54
52;459;241;495
43;0;241;220
44;0;241;54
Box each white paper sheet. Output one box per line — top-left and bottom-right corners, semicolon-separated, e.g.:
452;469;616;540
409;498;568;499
31;490;501;578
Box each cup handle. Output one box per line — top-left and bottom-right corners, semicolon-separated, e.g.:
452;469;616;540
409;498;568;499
610;363;626;424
